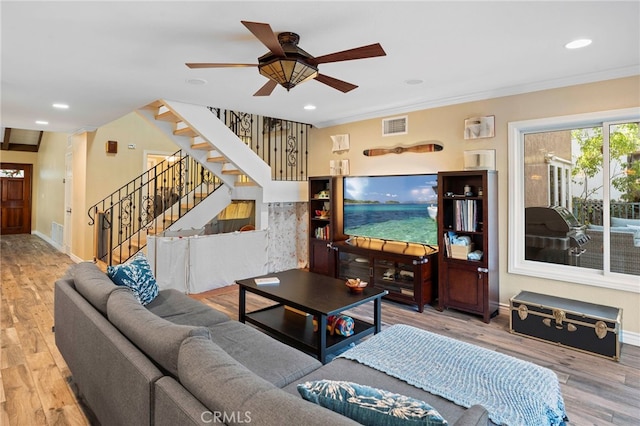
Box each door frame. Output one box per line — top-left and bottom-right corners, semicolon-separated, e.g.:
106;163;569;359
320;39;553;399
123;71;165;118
0;162;33;234
64;150;73;254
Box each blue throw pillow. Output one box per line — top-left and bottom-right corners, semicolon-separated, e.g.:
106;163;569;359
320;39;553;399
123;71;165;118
298;380;448;425
106;252;158;305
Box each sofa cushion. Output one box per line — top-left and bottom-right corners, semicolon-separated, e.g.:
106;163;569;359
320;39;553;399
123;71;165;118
208;320;322;387
72;261;118;315
146;289;230;327
298;379;448;426
282;358;476;424
177;336;359;426
107;252;158;305
611;217;640;228
107;288;210;377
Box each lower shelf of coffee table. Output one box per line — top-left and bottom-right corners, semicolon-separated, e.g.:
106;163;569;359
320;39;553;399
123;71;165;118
244;304;374;355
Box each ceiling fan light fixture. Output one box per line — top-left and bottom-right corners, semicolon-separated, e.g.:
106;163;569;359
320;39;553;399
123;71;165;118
259;58;318;90
186;22;383;96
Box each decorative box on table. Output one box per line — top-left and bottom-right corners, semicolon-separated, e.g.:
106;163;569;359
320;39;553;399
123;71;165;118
510;291;622;361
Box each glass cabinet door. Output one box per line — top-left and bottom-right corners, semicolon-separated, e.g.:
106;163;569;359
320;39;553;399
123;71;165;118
372;258;415;297
337;250;370;281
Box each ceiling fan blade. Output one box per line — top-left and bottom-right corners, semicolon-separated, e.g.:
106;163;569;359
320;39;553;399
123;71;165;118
241;21;286;57
253;80;278;96
185;63;257;69
311;43;386;65
314;74;358;93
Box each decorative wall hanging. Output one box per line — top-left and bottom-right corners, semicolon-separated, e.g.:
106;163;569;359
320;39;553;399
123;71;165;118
330;134;350;153
463;149;496;170
464;115;495;139
363;142;443;156
330;159;350;175
106;140;118;154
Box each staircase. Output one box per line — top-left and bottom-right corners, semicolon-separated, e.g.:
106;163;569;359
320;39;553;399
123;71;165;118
90;99;311;266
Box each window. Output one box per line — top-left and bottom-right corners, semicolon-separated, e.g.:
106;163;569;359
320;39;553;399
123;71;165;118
508;108;640;293
0;169;25;178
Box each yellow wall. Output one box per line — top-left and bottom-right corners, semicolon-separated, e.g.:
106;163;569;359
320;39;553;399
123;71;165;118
34;132;67;237
0;149;40;232
78;112;177;260
310;75;640;335
84;112;178;208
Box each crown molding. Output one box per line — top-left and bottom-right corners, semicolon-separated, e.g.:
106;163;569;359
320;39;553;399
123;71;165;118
314;66;640;128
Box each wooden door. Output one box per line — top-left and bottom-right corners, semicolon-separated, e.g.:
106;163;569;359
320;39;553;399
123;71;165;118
1;163;32;234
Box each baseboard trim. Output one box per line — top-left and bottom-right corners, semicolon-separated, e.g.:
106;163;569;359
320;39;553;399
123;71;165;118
32;231;83;264
499;302;639;347
32;230;63;252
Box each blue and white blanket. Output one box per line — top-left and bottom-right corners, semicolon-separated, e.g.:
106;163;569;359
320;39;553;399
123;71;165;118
338;324;568;426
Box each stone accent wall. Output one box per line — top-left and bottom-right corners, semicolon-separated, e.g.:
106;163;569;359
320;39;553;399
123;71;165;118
267;202;308;272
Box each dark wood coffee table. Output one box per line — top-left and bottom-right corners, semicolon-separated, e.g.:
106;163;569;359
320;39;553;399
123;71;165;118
236;269;388;363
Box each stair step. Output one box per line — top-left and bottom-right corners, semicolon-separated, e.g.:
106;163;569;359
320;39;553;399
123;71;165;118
147;226;165;235
180;199;200;209
192;142;213;150
143;100;164;110
222;169;242;175
207;156;227;163
174;127;198;137
155;110;180;122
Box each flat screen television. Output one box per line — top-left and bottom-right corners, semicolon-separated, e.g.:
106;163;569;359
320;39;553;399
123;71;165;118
343;174;438;246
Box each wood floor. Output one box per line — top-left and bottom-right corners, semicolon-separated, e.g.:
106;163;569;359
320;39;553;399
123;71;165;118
2;234;639;425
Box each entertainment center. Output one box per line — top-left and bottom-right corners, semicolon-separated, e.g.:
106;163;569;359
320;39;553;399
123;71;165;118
308;175;439;312
333;240;436;313
308;171;499;320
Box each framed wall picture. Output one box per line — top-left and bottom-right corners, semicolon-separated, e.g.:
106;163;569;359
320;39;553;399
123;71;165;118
464;115;495;139
106;140;118;154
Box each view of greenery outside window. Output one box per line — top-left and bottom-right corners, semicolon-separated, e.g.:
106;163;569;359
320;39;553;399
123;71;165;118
523;122;640;277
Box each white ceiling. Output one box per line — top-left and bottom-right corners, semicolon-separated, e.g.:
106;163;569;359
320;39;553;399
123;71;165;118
2;1;639;133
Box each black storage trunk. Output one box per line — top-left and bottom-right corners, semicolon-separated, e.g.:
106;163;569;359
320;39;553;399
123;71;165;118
510;291;622;361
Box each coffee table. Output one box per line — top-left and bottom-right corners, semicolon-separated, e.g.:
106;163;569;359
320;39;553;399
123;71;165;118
236;269;388;364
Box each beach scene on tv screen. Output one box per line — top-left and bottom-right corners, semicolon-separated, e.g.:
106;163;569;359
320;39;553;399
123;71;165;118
343;175;438;246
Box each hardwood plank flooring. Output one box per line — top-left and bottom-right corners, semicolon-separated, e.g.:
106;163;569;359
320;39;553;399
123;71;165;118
1;234;88;426
2;234;639;425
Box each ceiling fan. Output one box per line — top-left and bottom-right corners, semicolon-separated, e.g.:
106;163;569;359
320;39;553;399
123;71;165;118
186;21;386;96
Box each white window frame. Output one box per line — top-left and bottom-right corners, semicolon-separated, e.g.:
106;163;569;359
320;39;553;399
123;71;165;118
508;107;640;293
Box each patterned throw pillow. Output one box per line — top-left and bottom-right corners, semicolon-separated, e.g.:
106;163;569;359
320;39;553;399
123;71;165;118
106;253;158;305
298;380;448;425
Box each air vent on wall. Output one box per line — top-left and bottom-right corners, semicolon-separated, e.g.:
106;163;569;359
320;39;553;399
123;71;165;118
382;116;408;136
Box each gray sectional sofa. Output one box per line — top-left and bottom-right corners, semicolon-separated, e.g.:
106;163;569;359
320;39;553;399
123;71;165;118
54;262;489;426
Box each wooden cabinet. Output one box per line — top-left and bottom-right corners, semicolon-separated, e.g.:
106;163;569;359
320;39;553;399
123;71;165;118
308;176;344;275
437;170;498;323
334;241;437;313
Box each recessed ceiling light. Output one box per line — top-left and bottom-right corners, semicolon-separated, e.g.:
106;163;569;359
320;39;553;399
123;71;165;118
303;104;316;110
53;103;69;109
565;39;592;49
186;78;207;85
405;79;424;85
35;120;49;125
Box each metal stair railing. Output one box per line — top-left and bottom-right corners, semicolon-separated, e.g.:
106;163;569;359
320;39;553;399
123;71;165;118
207;107;310;181
88;149;222;265
88;106;311;265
